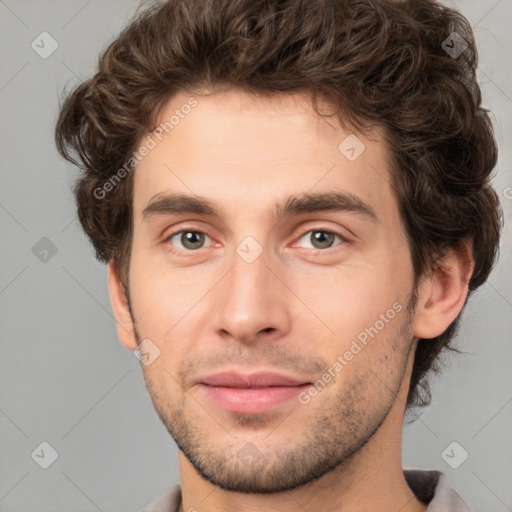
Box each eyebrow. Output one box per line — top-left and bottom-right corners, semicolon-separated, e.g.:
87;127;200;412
142;191;378;223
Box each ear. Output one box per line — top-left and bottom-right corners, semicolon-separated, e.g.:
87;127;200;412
413;239;475;339
107;261;138;350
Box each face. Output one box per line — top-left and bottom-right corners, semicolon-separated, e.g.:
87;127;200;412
123;88;418;493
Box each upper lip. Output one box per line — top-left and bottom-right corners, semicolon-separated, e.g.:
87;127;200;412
198;371;310;388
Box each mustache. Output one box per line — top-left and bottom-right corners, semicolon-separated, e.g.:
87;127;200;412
179;344;329;386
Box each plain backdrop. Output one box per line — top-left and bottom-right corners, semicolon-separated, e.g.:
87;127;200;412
0;0;511;511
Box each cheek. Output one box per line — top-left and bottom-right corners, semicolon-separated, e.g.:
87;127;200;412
128;252;216;347
127;252;174;337
293;260;408;343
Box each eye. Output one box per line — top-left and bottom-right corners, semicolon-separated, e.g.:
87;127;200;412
163;227;346;257
165;230;212;252
295;228;345;250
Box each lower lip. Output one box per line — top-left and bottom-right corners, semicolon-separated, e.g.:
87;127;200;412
198;384;310;414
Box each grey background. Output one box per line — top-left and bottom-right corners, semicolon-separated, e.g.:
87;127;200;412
0;0;510;510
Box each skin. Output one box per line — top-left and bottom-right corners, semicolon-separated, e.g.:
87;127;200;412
108;88;474;512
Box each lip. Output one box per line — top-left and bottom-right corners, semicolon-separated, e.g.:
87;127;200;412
196;371;312;414
198;371;309;388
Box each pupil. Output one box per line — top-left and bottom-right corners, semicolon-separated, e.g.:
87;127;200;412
183;231;203;249
313;231;333;249
179;231;333;250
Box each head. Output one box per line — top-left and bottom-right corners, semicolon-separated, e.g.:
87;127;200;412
55;0;502;494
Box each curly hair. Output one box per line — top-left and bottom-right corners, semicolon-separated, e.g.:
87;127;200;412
55;0;503;410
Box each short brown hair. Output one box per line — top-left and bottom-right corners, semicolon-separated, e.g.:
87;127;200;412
55;0;503;410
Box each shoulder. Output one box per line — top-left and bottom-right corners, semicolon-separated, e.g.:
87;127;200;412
404;468;472;511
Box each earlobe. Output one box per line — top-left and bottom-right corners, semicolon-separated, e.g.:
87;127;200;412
413;239;474;339
107;261;139;351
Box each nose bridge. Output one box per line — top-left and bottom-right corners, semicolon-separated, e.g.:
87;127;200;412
227;239;273;314
224;218;274;301
211;234;289;342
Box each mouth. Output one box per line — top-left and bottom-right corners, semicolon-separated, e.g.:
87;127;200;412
198;383;311;414
196;370;312;414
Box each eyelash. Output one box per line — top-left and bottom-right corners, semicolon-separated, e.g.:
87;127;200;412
163;226;346;257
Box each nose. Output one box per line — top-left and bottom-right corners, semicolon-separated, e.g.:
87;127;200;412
211;245;292;345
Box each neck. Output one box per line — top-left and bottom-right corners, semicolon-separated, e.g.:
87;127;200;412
177;448;427;512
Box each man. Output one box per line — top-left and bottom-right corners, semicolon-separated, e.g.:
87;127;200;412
54;0;502;510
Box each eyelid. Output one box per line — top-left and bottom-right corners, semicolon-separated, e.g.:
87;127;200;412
291;225;347;249
162;224;350;256
163;227;216;257
295;224;345;238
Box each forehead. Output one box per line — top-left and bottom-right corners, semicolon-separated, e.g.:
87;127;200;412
132;88;397;223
